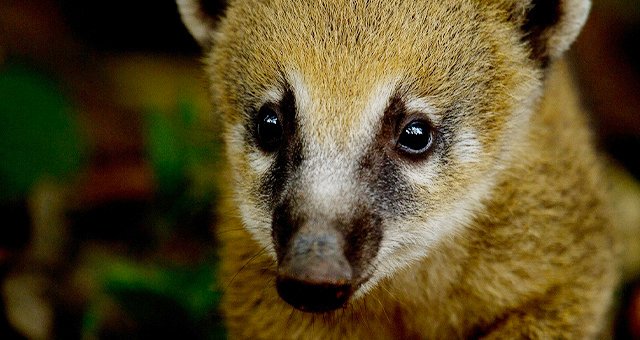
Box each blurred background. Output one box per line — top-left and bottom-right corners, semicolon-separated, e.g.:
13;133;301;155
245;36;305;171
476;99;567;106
0;0;639;339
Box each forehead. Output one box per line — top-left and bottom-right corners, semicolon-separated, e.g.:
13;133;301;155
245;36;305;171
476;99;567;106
212;0;506;138
219;0;494;86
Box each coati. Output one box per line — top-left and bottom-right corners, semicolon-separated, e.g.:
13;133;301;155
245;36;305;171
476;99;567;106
177;0;617;338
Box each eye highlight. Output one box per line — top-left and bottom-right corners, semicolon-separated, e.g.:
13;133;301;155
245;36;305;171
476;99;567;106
256;104;283;152
396;120;433;154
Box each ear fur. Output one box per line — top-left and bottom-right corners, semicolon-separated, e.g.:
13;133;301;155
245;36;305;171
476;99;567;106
176;0;226;49
176;0;589;63
512;0;591;66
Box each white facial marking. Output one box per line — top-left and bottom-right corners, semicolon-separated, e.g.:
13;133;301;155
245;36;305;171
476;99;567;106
299;154;358;219
356;175;497;297
246;150;273;176
287;72;312;126
454;129;482;164
405;96;442;125
288;72;402;219
261;88;285;106
353;79;401;146
399;156;440;189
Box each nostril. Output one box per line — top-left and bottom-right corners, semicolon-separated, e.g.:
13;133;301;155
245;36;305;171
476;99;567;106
275;229;354;312
276;276;352;313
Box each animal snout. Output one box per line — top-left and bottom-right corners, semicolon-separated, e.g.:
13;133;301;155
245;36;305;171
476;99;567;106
276;231;353;313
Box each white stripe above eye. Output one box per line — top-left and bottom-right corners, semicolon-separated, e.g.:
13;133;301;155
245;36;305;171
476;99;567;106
404;96;441;124
260;88;285;107
286;71;312;125
352;79;402;146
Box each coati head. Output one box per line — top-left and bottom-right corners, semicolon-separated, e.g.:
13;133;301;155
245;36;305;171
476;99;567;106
177;0;590;313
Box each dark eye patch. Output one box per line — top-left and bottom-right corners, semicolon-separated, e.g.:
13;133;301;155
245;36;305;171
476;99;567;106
253;86;302;209
252;87;296;153
383;95;436;160
256;104;283;152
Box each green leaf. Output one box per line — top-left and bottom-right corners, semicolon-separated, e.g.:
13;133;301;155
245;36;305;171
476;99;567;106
0;63;85;199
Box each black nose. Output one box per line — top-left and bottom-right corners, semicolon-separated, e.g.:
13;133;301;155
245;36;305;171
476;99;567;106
276;231;353;312
276;276;352;313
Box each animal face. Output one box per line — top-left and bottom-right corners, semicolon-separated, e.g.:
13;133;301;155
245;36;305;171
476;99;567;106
178;0;590;312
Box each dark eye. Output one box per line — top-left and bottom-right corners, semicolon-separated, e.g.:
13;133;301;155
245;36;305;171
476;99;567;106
256;105;283;152
396;120;432;154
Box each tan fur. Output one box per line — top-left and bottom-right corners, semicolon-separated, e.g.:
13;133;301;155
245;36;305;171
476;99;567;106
179;0;616;338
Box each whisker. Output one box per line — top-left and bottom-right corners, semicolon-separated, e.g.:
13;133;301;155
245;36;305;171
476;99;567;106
214;227;246;236
221;245;268;297
287;306;296;326
257;273;277;301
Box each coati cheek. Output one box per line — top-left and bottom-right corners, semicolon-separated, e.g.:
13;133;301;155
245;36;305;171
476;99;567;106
272;202;382;313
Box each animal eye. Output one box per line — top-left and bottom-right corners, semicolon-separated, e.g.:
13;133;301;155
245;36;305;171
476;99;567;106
256;105;283;152
396;120;432;154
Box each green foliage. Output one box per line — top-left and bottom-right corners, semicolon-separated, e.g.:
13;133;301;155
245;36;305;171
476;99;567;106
78;99;226;339
0;60;225;338
83;258;225;340
0;62;85;200
145;100;222;233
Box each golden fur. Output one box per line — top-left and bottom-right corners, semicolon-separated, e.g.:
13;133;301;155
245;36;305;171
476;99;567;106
178;0;616;338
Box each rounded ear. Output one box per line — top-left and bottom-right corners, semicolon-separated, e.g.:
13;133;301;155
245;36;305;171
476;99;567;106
176;0;226;49
515;0;591;66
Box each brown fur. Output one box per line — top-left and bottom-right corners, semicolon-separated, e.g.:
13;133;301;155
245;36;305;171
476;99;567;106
179;0;616;338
